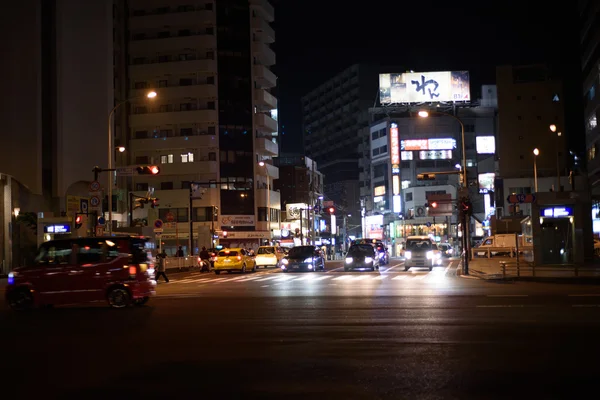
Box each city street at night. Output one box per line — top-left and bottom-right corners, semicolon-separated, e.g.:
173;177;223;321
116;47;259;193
3;259;600;399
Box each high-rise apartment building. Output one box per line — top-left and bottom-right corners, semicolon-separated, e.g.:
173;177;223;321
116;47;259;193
122;0;278;253
0;0;114;272
301;64;379;231
580;0;600;197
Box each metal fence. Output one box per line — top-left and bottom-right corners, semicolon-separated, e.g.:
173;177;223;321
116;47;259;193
499;261;600;278
163;256;197;270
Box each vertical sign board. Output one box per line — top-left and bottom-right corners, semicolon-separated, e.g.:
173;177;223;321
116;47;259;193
390;122;401;213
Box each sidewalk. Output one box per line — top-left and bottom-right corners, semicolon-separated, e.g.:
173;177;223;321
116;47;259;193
463;256;600;282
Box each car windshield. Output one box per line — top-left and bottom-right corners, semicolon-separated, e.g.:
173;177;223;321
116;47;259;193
348;245;374;255
288;246;315;258
406;240;433;250
257;247;275;255
131;238;153;264
218;250;239;257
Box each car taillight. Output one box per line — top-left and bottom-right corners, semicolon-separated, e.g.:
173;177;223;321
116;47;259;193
237;256;242;261
128;265;137;278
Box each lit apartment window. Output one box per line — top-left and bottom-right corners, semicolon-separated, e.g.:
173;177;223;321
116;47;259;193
588;115;598;132
161;155;174;164
181;152;194;163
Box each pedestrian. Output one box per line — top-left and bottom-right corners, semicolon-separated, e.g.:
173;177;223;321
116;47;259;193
155;250;169;283
176;246;184;257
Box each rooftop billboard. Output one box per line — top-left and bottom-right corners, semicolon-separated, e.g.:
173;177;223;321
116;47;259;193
379;71;470;104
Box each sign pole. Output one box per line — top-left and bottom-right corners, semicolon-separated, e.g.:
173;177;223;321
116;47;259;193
189;185;193;256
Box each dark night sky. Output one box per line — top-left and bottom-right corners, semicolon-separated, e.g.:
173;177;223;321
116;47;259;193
273;0;583;154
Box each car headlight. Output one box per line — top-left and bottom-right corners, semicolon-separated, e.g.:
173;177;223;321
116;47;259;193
426;251;433;259
8;271;15;285
435;252;442;259
365;257;373;263
345;257;353;264
304;257;313;263
282;258;288;265
404;251;411;259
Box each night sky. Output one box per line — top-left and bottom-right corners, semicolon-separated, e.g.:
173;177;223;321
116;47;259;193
274;0;583;154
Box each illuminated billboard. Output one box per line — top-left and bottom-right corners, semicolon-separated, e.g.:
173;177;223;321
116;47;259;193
478;173;495;194
401;138;456;151
390;123;400;166
379;71;471;104
476;136;496;154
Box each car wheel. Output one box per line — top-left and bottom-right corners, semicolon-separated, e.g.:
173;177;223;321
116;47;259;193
8;288;34;311
133;297;149;306
429;266;433;271
241;264;246;273
251;263;256;273
404;266;410;271
107;287;131;309
215;270;221;275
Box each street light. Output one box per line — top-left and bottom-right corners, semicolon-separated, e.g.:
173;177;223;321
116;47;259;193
549;124;561;191
107;91;157;235
258;161;271;243
117;146;126;153
533;148;540;192
418;109;469;273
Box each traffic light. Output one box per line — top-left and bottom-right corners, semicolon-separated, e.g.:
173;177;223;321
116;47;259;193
417;173;436;181
430;202;438;208
75;214;83;229
328;207;335;214
133;197;145;210
222;231;228;238
137;165;160;175
150;198;159;208
460;197;473;216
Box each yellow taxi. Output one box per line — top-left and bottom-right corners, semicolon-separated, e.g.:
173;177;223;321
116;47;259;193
214;248;257;274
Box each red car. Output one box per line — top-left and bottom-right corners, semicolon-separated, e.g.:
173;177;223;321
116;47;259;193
5;236;156;310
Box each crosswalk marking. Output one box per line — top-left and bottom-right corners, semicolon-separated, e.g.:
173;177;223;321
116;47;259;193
167;272;448;285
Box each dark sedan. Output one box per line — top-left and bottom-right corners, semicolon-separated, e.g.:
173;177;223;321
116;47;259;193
281;246;325;272
344;244;380;271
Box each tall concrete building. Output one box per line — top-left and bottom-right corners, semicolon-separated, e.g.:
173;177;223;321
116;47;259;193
0;0;114;272
301;64;379;230
496;65;567;184
123;0;278;253
580;0;600;196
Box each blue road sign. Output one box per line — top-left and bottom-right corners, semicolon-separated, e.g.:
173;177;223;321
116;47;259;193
97;217;106;226
154;219;164;229
426;222;432;227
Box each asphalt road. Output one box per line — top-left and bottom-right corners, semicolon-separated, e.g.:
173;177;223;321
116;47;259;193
3;258;600;399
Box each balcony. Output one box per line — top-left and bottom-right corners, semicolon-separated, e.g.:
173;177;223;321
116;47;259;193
129;34;217;55
129;59;216;78
130;135;216;152
254;65;277;89
251;17;275;43
156;160;218;176
254;89;277;110
256;189;280;209
253;42;275;66
249;0;274;22
256;137;278;156
255;113;278;134
130;84;217;101
129;109;217;127
129;10;214;30
257;162;279;180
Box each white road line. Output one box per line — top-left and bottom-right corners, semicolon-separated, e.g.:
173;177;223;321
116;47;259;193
383;263;405;272
236;277;262;282
444;263;453;273
206;277;229;283
332;275;352;281
192;278;213;283
415;274;428;280
568;294;600;297
392;275;408;280
314;276;333;281
487;295;528;297
326;267;346;273
254;276;280;282
260;285;270;288
373;275;388;280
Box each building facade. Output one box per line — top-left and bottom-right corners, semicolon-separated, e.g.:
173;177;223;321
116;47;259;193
0;0;114;272
121;0;278;253
364;87;498;253
301;64;379;233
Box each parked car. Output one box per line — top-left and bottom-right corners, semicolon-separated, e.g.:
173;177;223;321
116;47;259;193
5;236;156;310
281;246;325;272
213;248;257;274
344;244;380;271
255;245;286;268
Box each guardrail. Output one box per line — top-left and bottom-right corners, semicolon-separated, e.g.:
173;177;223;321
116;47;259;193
472;246;533;259
499;261;600;278
163;256;197;270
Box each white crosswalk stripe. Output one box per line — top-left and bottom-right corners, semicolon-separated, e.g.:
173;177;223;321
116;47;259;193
167;272;450;285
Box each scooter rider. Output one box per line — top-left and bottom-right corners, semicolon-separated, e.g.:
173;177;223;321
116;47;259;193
199;246;211;272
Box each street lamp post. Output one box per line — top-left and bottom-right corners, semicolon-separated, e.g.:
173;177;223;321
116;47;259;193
533;148;540;192
258;161;271;244
549;124;561;191
418;109;469;273
107;91;156;235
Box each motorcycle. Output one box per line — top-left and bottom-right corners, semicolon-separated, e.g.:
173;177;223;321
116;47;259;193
198;257;212;272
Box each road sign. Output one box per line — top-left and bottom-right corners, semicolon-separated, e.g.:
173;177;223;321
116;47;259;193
90;181;101;192
166;212;175;222
426;222;432;227
153;228;163;233
95;226;104;236
89;195;101;212
507;194;536;204
116;167;136;177
80;199;89;214
97;217;106;226
164;222;177;229
154;219;164;229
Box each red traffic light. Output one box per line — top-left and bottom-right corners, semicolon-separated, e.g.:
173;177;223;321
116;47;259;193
75;215;83;229
223;231;228;237
136;165;161;175
430;202;438;208
150;198;159;208
328;207;335;214
150;166;160;174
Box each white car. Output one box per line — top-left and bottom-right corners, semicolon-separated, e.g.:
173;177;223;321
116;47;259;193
404;236;442;271
254;246;285;268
